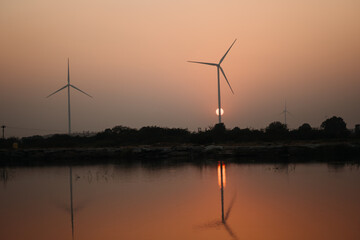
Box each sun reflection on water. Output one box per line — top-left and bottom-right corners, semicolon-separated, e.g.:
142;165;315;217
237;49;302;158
217;162;226;188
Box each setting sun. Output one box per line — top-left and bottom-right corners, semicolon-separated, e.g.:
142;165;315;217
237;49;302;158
216;108;224;116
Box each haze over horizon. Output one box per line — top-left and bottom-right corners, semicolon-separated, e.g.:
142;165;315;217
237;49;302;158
1;0;360;137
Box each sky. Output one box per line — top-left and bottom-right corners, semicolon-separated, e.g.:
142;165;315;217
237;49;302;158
1;0;360;137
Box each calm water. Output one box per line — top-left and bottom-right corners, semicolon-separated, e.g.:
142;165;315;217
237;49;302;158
1;161;360;240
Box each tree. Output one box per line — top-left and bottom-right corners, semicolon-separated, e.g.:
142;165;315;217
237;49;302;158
212;123;226;142
266;121;288;139
112;125;135;134
355;124;360;137
320;116;348;137
295;123;314;139
298;123;312;132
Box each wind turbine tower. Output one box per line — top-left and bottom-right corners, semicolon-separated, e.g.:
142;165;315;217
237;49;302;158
69;166;75;240
47;58;92;135
188;39;236;124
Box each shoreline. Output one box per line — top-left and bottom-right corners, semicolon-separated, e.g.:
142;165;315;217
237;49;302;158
1;142;360;166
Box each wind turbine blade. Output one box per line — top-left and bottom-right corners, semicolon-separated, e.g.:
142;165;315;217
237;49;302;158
187;61;218;66
67;58;70;84
220;67;234;94
195;220;222;230
53;202;71;212
224;193;237;221
46;85;68;98
280;110;292;115
73;199;89;212
219;39;237;64
70;84;93;98
223;222;239;240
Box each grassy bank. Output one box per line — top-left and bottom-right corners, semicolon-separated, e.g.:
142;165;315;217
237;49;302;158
1;141;360;166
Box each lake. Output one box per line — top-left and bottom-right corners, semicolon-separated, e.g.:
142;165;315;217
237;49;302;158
1;161;360;240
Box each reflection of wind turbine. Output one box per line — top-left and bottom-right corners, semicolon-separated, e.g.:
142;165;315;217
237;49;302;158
188;39;236;124
69;166;75;240
67;166;89;240
197;160;238;239
54;166;88;240
47;58;93;135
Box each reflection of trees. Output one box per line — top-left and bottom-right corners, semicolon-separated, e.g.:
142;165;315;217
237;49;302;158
270;164;296;174
74;162;211;184
327;162;360;172
327;163;346;172
0;168;15;186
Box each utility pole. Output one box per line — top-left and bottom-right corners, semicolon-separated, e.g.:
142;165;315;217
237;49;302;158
1;125;5;139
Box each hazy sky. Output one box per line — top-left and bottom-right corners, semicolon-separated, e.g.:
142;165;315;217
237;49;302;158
1;0;360;137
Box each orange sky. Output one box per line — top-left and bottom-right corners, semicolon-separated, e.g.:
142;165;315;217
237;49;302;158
1;0;360;137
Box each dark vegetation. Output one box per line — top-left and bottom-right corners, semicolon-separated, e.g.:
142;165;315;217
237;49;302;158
0;116;359;149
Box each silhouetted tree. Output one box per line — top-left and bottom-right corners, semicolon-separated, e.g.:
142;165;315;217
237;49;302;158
190;131;212;144
266;121;288;139
293;123;316;140
228;127;265;142
299;123;312;132
103;128;113;135
22;135;44;147
228;127;240;141
212;123;225;133
6;116;359;149
212;123;226;142
112;125;135;134
321;116;348;138
232;127;241;133
0;137;19;149
355;124;360;137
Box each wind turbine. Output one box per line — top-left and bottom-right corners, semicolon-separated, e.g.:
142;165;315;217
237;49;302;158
47;58;92;135
281;101;291;126
54;166;85;240
188;39;236;124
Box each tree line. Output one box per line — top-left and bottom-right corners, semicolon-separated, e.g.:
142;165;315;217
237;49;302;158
1;116;359;148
